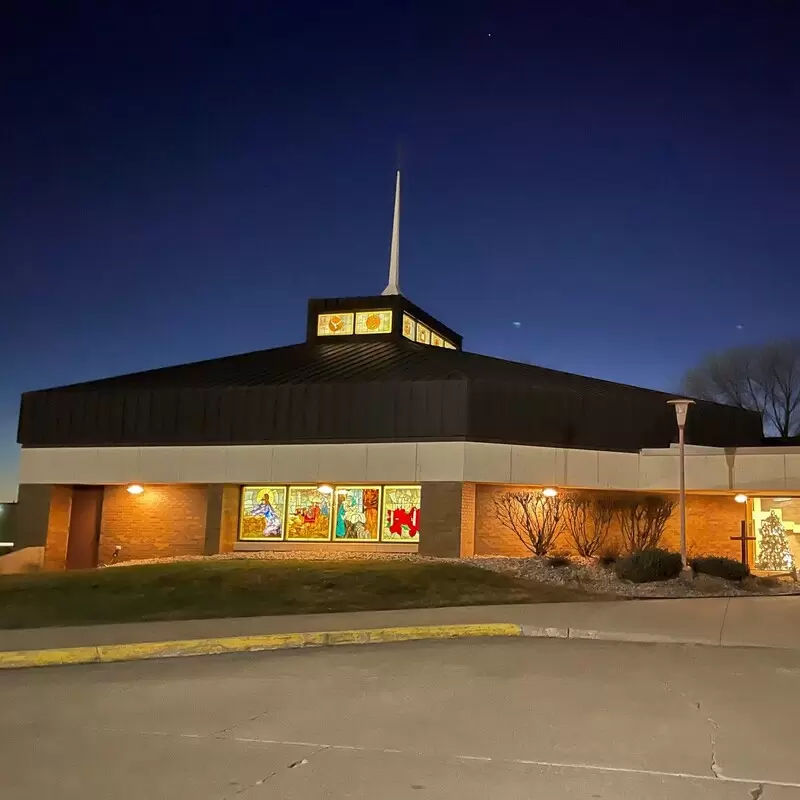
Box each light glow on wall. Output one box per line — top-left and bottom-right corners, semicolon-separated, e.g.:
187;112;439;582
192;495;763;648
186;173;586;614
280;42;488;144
127;484;144;495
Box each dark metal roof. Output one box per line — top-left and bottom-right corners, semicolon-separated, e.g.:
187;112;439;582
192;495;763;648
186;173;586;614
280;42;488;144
52;340;465;390
18;338;764;451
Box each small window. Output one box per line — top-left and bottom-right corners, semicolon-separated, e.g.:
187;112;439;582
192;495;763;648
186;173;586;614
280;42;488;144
355;310;392;334
317;313;354;336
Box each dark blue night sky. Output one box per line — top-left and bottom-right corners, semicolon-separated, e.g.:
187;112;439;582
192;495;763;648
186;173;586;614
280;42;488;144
1;1;798;499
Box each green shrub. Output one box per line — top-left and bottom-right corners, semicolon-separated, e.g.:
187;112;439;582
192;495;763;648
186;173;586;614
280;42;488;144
546;554;571;568
598;550;619;568
615;548;683;583
690;556;749;582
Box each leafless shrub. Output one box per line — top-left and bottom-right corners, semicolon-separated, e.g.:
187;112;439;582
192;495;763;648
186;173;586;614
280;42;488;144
615;494;677;553
492;491;566;556
562;492;615;557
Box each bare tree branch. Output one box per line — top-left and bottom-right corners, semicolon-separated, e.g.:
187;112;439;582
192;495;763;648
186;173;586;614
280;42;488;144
682;340;800;437
615;494;677;553
562;492;614;557
492;491;566;556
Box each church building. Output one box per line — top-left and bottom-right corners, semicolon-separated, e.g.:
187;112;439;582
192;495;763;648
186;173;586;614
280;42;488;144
10;174;800;572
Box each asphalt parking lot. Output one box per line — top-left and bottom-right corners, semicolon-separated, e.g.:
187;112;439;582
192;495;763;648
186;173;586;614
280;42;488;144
3;637;800;798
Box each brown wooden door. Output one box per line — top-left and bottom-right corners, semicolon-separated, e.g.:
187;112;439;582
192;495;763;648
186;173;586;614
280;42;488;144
66;487;103;569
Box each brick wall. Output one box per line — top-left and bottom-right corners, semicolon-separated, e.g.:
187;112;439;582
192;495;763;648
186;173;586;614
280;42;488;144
99;485;207;564
460;482;476;557
661;495;743;560
219;486;241;553
204;486;224;555
475;485;745;559
43;486;73;570
418;482;463;557
475;485;531;557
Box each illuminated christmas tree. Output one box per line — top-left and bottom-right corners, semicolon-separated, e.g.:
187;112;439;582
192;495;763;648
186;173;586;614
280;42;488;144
754;511;795;572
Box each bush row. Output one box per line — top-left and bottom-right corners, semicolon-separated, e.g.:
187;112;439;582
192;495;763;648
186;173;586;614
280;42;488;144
538;549;752;584
610;550;751;583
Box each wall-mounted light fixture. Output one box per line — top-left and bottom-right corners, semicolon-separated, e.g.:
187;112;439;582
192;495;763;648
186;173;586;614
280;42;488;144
126;484;144;495
317;485;333;495
542;487;558;498
734;494;748;504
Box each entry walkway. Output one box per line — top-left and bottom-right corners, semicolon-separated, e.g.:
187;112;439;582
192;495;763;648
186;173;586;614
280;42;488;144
2;595;800;655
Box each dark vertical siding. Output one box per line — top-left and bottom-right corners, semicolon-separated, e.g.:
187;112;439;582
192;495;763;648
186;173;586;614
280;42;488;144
17;375;761;449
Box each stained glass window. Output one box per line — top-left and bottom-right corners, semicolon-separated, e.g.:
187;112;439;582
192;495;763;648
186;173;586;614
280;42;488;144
286;486;333;540
402;313;416;340
317;313;354;336
239;486;287;540
355;310;392;335
416;324;430;345
381;485;421;542
333;486;381;541
444;340;456;349
431;332;444;347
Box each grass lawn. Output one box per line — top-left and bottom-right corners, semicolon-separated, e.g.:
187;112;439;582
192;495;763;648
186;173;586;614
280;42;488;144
0;558;605;629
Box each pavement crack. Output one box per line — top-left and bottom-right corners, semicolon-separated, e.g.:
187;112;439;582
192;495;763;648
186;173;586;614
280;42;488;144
719;597;732;645
221;771;278;798
213;709;272;738
287;745;328;766
709;716;723;778
662;680;724;779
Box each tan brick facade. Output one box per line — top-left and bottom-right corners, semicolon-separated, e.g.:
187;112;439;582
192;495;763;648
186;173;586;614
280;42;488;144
43;486;73;570
418;482;463;557
219;486;241;553
475;485;746;560
99;485;207;564
26;479;748;569
660;495;744;560
474;485;530;557
460;482;476;557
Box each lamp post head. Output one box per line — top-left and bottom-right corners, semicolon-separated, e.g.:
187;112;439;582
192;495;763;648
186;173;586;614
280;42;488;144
667;398;695;429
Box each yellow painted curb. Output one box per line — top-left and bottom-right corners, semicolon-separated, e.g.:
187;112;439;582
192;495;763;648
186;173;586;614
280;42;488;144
0;623;523;670
0;645;101;670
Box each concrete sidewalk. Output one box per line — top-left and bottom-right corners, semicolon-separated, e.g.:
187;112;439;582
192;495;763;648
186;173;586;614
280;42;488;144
2;595;800;659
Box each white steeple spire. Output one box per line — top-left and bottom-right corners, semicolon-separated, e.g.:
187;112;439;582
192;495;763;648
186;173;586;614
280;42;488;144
382;170;401;296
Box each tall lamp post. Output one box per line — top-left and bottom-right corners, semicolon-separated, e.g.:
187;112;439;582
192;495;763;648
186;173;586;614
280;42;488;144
667;399;695;568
